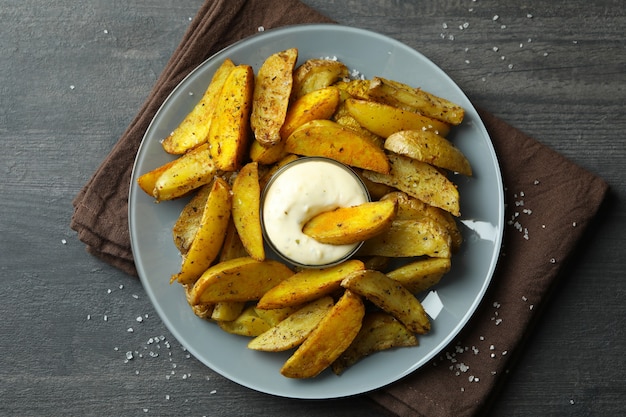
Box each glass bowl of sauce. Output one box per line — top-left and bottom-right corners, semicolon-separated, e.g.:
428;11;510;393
261;157;371;268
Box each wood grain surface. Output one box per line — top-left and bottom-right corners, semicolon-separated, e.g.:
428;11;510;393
1;0;624;416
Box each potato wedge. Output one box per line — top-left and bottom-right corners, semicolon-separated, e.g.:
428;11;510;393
363;153;460;216
183;284;214;320
257;260;365;310
332;312;418;374
248;296;334;352
217;305;272;337
382;191;463;251
387;257;451;294
341;269;430;334
172;177;232;285
249;139;288;165
280;86;340;140
345;98;451;138
291;58;349;100
333;79;371;100
285;119;390;174
211;301;246;322
140;143;218;201
208;64;254;171
368;77;465;126
358;219;451;259
161;58;235;154
231;162;265;261
172;183;212;254
218;219;249;262
302;199;397;245
253;305;301;327
385;130;472;176
190;257;294;304
251;48;298;147
280;290;364;378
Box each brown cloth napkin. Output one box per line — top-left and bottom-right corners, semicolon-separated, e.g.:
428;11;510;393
70;0;609;416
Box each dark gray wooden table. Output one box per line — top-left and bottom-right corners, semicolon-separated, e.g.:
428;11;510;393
1;1;624;416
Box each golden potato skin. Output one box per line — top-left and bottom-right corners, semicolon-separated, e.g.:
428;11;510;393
302;199;397;245
209;64;254;172
251;48;298;147
280;290;365;378
231;162;265;261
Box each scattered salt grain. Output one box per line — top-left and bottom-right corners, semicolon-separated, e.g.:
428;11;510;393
527;13;534;18
570;399;575;405
87;314;91;320
126;351;134;360
61;239;67;245
107;289;112;294
127;327;134;333
550;258;556;264
210;390;217;395
572;221;577;227
136;316;143;323
104;315;108;321
132;294;139;299
492;15;499;21
119;284;124;290
70;85;75;90
257;26;265;32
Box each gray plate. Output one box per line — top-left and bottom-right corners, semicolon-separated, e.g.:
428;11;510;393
129;24;504;399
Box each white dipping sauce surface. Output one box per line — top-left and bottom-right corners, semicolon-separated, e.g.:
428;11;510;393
261;157;370;267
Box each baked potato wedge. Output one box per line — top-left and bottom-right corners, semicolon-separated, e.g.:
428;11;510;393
363;153;460;216
190;257;294;304
161;58;235;154
217;305;272;337
358;219;451;259
332;311;418;375
384;129;472;176
231;162;265;261
280;290;364;378
382;191;463;251
172;177;232;285
171;183;212;254
248;296;334;352
251;48;298;147
291;58;349;100
253;305;301;327
387;257;451;294
285;119;390;174
208;64;254;171
257;260;365;310
138;143;218;201
280;86;340;139
302;199;397;245
341;269;430;334
345;98;451;138
211;301;246;322
368;77;465;126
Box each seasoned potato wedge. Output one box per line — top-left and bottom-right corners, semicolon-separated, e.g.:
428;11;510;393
345;98;451;138
358;219;451;259
208;64;254;171
291;58;349;100
334;79;371;100
172;183;212;254
248;296;334;352
285;119;390;174
280;290;364;378
384;129;472;176
382;191;463;251
251;48;298;147
257;260;364;310
172;177;232;285
161;58;236;154
190;257;294;304
217;305;271;337
332;312;418;374
363;153;460;216
368;77;465;126
218;219;249;262
280;86;340;139
138;143;218;201
253;305;301;327
249;139;288;165
211;301;246;322
231;162;265;261
302;199;397;245
387;257;451;294
341;269;430;334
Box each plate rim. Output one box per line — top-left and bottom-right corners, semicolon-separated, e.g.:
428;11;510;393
128;23;505;399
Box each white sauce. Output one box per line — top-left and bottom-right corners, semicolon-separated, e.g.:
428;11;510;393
262;158;369;266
